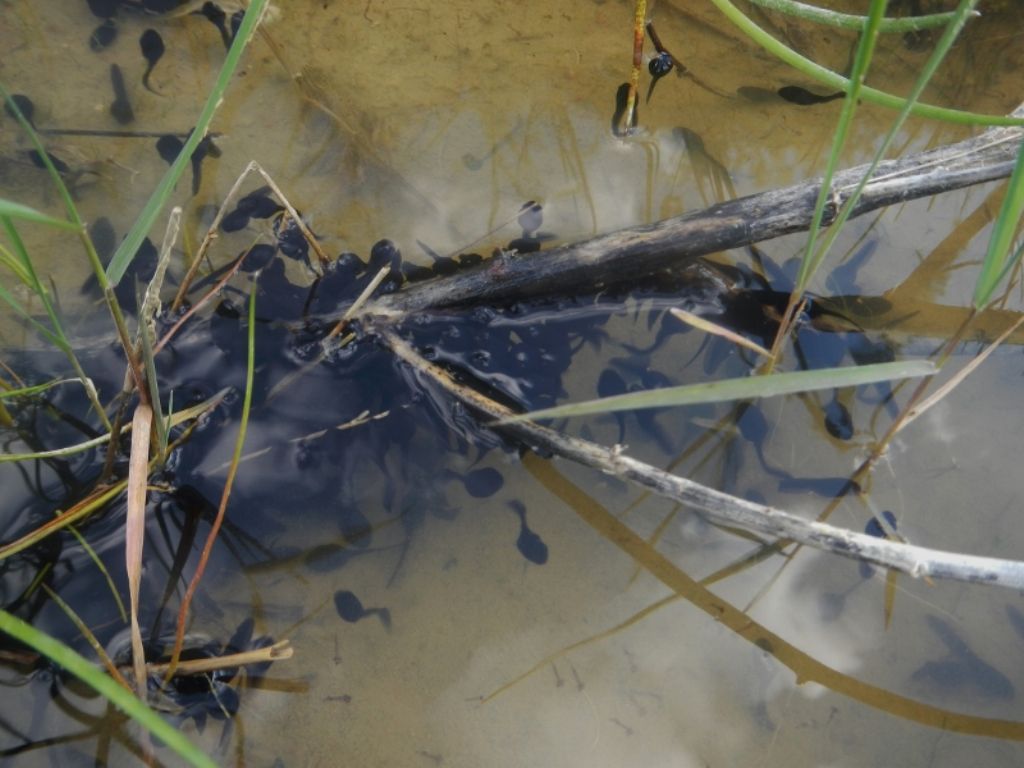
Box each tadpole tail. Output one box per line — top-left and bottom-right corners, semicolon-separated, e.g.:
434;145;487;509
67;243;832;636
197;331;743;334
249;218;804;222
645;77;659;105
142;65;161;95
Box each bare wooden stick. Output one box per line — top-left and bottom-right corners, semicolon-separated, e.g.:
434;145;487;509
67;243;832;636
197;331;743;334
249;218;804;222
171;160;327;313
143;640;293;677
377;326;1024;590
367;104;1024;318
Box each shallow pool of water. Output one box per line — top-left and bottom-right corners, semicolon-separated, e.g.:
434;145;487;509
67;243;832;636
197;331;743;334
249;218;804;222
2;1;1024;766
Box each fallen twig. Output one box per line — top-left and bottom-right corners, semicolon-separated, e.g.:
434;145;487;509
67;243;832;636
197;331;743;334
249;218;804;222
377;326;1024;590
365;103;1024;318
143;640;292;677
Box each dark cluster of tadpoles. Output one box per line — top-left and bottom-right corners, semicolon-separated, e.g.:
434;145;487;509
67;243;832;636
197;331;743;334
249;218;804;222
87;188;554;638
10;0;919;710
85;0;242;54
84;0;242;135
68;175;901;604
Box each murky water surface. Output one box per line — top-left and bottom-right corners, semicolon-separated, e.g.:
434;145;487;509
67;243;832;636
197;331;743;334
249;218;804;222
2;1;1024;766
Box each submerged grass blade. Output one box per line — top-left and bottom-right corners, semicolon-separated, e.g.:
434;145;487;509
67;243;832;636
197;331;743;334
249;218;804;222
0;610;216;768
167;276;258;677
0;218;66;347
0;87;87;230
744;0;966;32
40;584;131;690
903;315;1024;426
496;360;936;424
809;0;982;287
0;378;79;399
793;0;886;296
669;308;771;358
3;213;113;400
0;103;130;428
0;388;228;464
0;280;62;348
707;0;1021;127
0;199;79;231
974;138;1024;308
64;521;128;623
0;242;33;284
106;0;270;285
520;455;1024;735
0;481;127;561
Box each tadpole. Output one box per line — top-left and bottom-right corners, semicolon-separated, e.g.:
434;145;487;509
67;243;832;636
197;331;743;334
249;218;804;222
517;201;543;236
822;396;853;441
508;500;548;565
777;85;844;106
108;63;134;124
155;134;183;164
197;2;231;49
87;0;121;18
859;510;897;578
140;29;166;94
644;22;677;104
3;93;35;126
26;150;69;174
461;467;504;498
333;590;391;629
611;82;637;137
88;217;117;262
154;132;220;195
89;18;118;51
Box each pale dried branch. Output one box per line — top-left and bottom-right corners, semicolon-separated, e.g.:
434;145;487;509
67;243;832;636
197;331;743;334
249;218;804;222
377;326;1024;590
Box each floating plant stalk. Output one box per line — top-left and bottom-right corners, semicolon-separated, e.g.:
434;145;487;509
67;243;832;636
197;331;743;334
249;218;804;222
166;277;258;679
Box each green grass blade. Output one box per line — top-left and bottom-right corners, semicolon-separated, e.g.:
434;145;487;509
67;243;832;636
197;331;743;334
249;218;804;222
2;89;139;393
105;0;270;285
0;280;63;348
973;136;1024;308
0;378;78;400
496;360;937;424
745;0;967;32
165;276;257;676
0;388;228;464
708;0;1022;127
0;482;126;562
56;524;130;624
1;217;70;344
0;433;112;463
0;87;83;227
0;242;34;284
804;0;981;287
139;314;166;453
41;584;129;684
0;610;216;768
0;199;78;231
794;0;886;296
1;217;112;430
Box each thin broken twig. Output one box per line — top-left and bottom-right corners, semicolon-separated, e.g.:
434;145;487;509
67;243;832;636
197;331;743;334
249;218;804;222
377;326;1024;590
